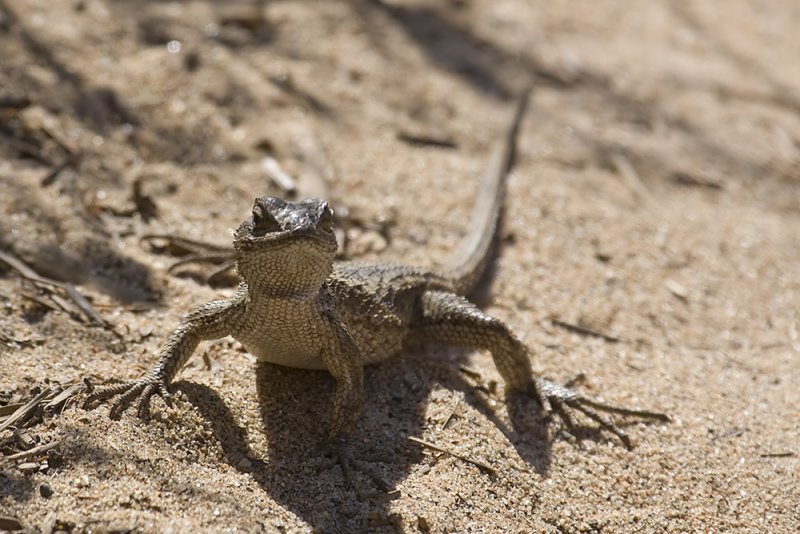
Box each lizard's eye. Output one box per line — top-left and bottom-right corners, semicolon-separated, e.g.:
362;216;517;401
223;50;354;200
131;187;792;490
252;205;281;236
319;208;334;233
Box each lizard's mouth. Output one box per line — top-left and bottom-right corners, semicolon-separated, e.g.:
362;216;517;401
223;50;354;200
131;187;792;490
240;219;337;251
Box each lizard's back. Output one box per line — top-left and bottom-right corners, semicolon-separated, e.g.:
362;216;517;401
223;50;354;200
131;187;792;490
325;261;453;365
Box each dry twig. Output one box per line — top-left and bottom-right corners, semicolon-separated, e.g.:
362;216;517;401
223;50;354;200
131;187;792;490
0;249;110;327
550;318;621;343
3;440;60;461
408;436;496;476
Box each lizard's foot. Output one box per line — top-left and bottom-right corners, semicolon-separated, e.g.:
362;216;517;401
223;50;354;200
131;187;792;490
533;377;670;450
333;437;392;498
83;375;171;420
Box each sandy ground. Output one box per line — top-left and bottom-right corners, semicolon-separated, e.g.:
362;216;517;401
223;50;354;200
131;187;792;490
1;0;799;532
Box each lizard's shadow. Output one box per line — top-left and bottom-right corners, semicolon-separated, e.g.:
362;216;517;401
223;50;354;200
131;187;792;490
175;365;417;531
409;346;554;474
177;363;419;531
176;349;553;531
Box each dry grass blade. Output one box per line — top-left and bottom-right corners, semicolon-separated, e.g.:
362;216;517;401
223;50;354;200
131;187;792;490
610;152;660;213
0;403;25;417
458;365;483;380
0;249;49;280
440;402;461;431
0;131;49;162
759;451;795;458
62;284;109;326
408;436;497;476
261;156;297;195
19;290;61;312
0;249;110;327
396;131;458;149
40;154;78;187
166;254;235;273
457;365;494;396
44;383;86;412
206;263;239;286
141;234;233;254
0;388;53;432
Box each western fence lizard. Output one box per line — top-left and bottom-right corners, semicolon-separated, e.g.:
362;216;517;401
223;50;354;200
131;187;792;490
86;91;668;465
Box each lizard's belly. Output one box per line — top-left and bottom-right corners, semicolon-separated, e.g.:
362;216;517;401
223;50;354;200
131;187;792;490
238;336;327;370
232;299;329;370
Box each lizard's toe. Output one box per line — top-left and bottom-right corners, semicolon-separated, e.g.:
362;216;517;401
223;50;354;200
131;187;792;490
536;377;668;450
135;382;171;420
109;382;147;419
562;399;633;450
547;396;578;433
85;377;170;420
83;382;132;409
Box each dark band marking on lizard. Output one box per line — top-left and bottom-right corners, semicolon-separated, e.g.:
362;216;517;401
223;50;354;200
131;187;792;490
85;91;669;476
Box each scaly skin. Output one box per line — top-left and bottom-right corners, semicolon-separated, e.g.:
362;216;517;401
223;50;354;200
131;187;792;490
86;92;669;454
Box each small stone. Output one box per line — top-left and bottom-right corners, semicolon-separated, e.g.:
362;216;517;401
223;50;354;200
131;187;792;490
407;225;429;245
46;450;63;468
665;278;689;300
418;516;431;533
39;482;54;498
17;462;39;474
237;456;252;470
0;514;23;531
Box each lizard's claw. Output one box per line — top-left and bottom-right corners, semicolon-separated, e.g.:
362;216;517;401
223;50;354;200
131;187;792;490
534;378;670;450
84;375;171;420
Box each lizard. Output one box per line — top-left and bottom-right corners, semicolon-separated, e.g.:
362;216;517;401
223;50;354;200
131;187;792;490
85;90;668;472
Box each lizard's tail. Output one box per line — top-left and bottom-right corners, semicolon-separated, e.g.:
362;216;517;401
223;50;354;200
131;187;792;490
445;88;531;295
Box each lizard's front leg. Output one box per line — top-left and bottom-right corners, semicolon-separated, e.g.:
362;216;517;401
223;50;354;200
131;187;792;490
319;306;392;492
320;315;365;438
412;290;669;448
85;291;246;419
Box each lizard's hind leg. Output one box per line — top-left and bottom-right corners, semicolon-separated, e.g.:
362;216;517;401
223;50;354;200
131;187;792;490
411;290;670;448
411;290;536;393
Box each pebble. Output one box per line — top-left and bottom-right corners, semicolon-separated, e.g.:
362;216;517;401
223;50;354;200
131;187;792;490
39;482;54;498
17;462;39;474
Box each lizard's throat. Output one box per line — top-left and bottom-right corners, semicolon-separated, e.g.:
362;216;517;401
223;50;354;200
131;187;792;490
235;250;333;294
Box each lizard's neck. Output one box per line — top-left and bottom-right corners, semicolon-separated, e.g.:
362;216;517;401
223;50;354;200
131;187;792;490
236;252;333;297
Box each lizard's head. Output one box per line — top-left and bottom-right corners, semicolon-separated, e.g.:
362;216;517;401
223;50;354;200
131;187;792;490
234;196;338;290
